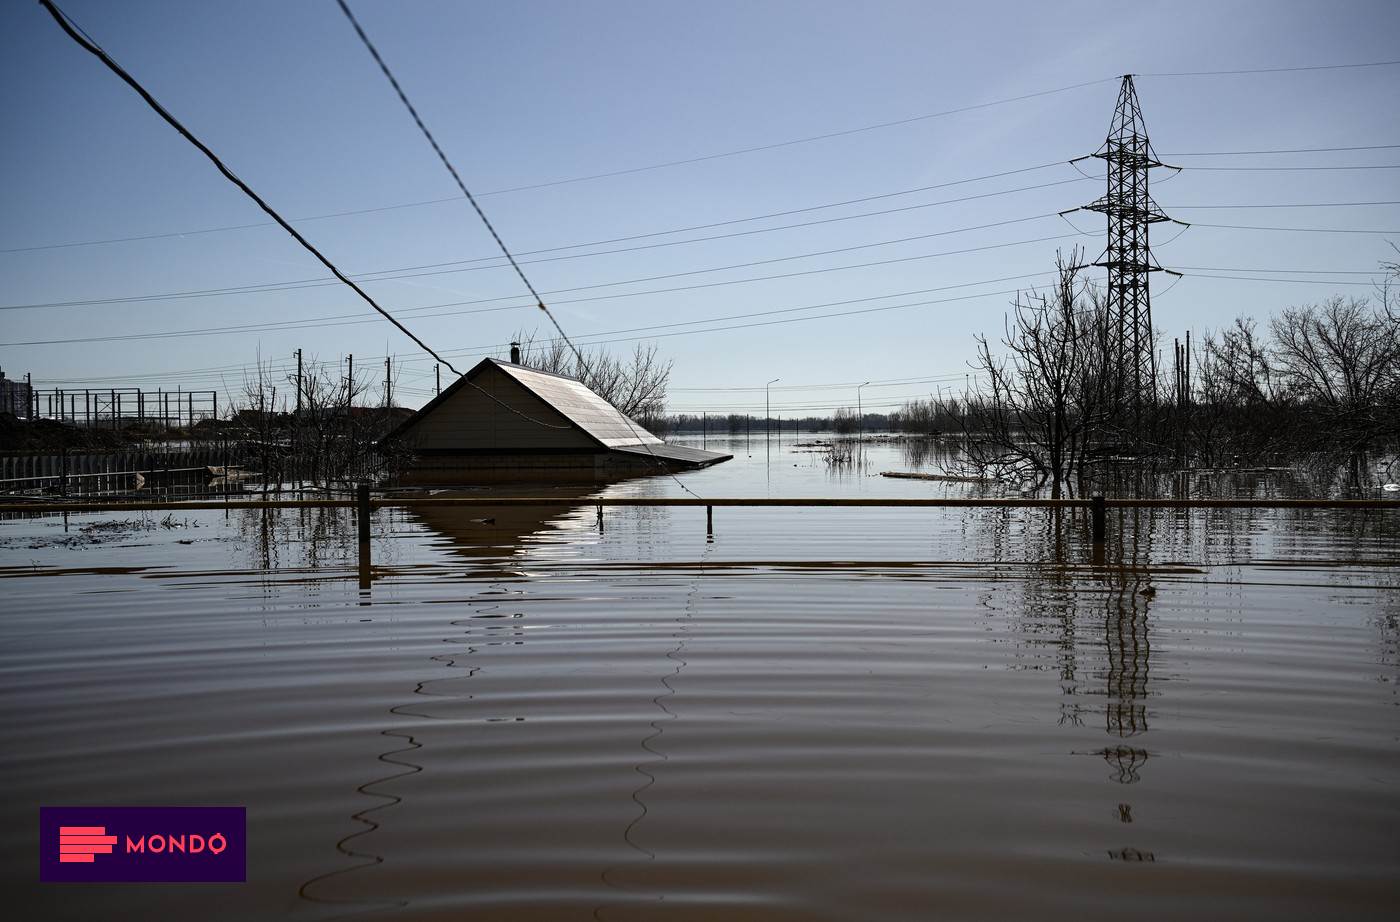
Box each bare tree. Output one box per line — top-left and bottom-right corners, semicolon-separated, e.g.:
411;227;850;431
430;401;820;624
230;354;388;493
509;331;672;422
1269;296;1400;483
1189;318;1283;467
832;407;858;435
958;250;1109;496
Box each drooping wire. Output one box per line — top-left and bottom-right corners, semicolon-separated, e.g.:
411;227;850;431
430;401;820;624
37;1;455;376
333;0;584;357
38;0;570;431
1153;220;1193;248
1057;211;1096;237
1153;273;1186;299
335;0;702;494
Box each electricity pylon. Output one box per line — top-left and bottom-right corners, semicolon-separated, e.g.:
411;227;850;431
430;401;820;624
1069;75;1182;426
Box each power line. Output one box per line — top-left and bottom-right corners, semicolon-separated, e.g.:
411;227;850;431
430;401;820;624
369;177;1088;276
11;182;1394;314
1163;143;1400;156
1175;265;1385;275
38;0;576;431
9;251;1384;352
3;233;1081;350
0;194;466;255
333;0;578;359
1139;60;1400;77
27;260;1382;389
6;270;1058;348
41;266;1378;374
8;149;1395;256
1;160;1073;257
1171;199;1400;209
35;0;459;375
336;0;685;479
1188;164;1400;172
0;214;1071;311
674;373;972;392
671;395;964;412
1180;272;1381;286
447;79;1120;198
404;62;1397;196
1191;221;1400;234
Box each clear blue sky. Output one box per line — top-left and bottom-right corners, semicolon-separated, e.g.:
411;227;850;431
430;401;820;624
2;0;1397;416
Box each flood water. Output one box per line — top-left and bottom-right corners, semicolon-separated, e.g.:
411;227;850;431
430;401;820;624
3;435;1398;919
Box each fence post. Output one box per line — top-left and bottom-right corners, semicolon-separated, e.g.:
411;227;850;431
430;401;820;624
356;483;373;590
706;504;713;536
60;448;68;497
1091;495;1106;544
357;483;371;553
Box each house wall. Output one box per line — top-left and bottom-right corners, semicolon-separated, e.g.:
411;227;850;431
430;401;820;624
401;364;597;452
395;450;681;485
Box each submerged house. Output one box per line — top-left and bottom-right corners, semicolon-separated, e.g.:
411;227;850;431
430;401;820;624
381;356;731;484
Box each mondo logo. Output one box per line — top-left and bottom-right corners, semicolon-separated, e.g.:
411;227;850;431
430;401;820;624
57;825;117;863
40;807;245;883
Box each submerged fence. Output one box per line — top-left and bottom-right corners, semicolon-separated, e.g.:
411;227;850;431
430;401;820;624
0;446;239;498
2;490;1394;545
1;491;1394;588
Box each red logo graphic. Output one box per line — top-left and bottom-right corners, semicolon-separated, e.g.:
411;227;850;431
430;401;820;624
58;825;117;863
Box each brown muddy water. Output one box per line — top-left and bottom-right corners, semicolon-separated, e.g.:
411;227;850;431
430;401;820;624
2;436;1398;920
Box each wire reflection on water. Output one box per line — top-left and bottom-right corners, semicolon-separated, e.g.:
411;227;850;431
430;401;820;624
593;529;708;920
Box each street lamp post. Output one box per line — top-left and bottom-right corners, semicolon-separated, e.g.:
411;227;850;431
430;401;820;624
766;378;780;446
857;381;870;439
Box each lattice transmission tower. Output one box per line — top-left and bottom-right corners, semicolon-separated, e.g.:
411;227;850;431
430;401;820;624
1071;75;1181;420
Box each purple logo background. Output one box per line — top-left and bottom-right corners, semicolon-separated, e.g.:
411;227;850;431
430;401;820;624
40;806;246;883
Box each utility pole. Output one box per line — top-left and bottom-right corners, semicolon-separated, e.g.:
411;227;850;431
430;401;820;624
1068;75;1182;427
293;348;303;492
857;381;870;439
384;356;392;408
346;354;353;405
434;363;440;396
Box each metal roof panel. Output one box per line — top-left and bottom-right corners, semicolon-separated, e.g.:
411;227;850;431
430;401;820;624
493;362;663;447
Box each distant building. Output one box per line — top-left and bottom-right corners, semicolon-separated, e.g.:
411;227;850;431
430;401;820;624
382;358;730;484
0;373;32;418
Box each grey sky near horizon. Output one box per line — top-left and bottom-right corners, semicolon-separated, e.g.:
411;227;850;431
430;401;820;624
2;0;1398;416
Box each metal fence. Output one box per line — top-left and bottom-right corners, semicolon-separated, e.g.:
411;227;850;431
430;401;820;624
18;388;219;429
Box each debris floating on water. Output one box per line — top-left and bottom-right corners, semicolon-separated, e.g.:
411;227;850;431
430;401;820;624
880;470;991;483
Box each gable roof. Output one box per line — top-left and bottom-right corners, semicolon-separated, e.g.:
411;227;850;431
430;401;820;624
494;362;662;447
380;357;662;449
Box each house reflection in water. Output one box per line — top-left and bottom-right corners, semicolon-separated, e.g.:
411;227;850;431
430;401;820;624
407;487;600;578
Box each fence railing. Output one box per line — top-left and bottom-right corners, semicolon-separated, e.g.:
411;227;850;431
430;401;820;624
2;495;1393;513
3;491;1394;551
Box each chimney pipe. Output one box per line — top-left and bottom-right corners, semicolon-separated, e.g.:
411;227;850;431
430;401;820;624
510;341;521;364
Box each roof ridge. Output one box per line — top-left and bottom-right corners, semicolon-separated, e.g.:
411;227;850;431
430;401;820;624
486;356;585;384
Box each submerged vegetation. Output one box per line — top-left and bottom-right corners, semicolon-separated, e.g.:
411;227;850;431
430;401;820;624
940;248;1400;496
